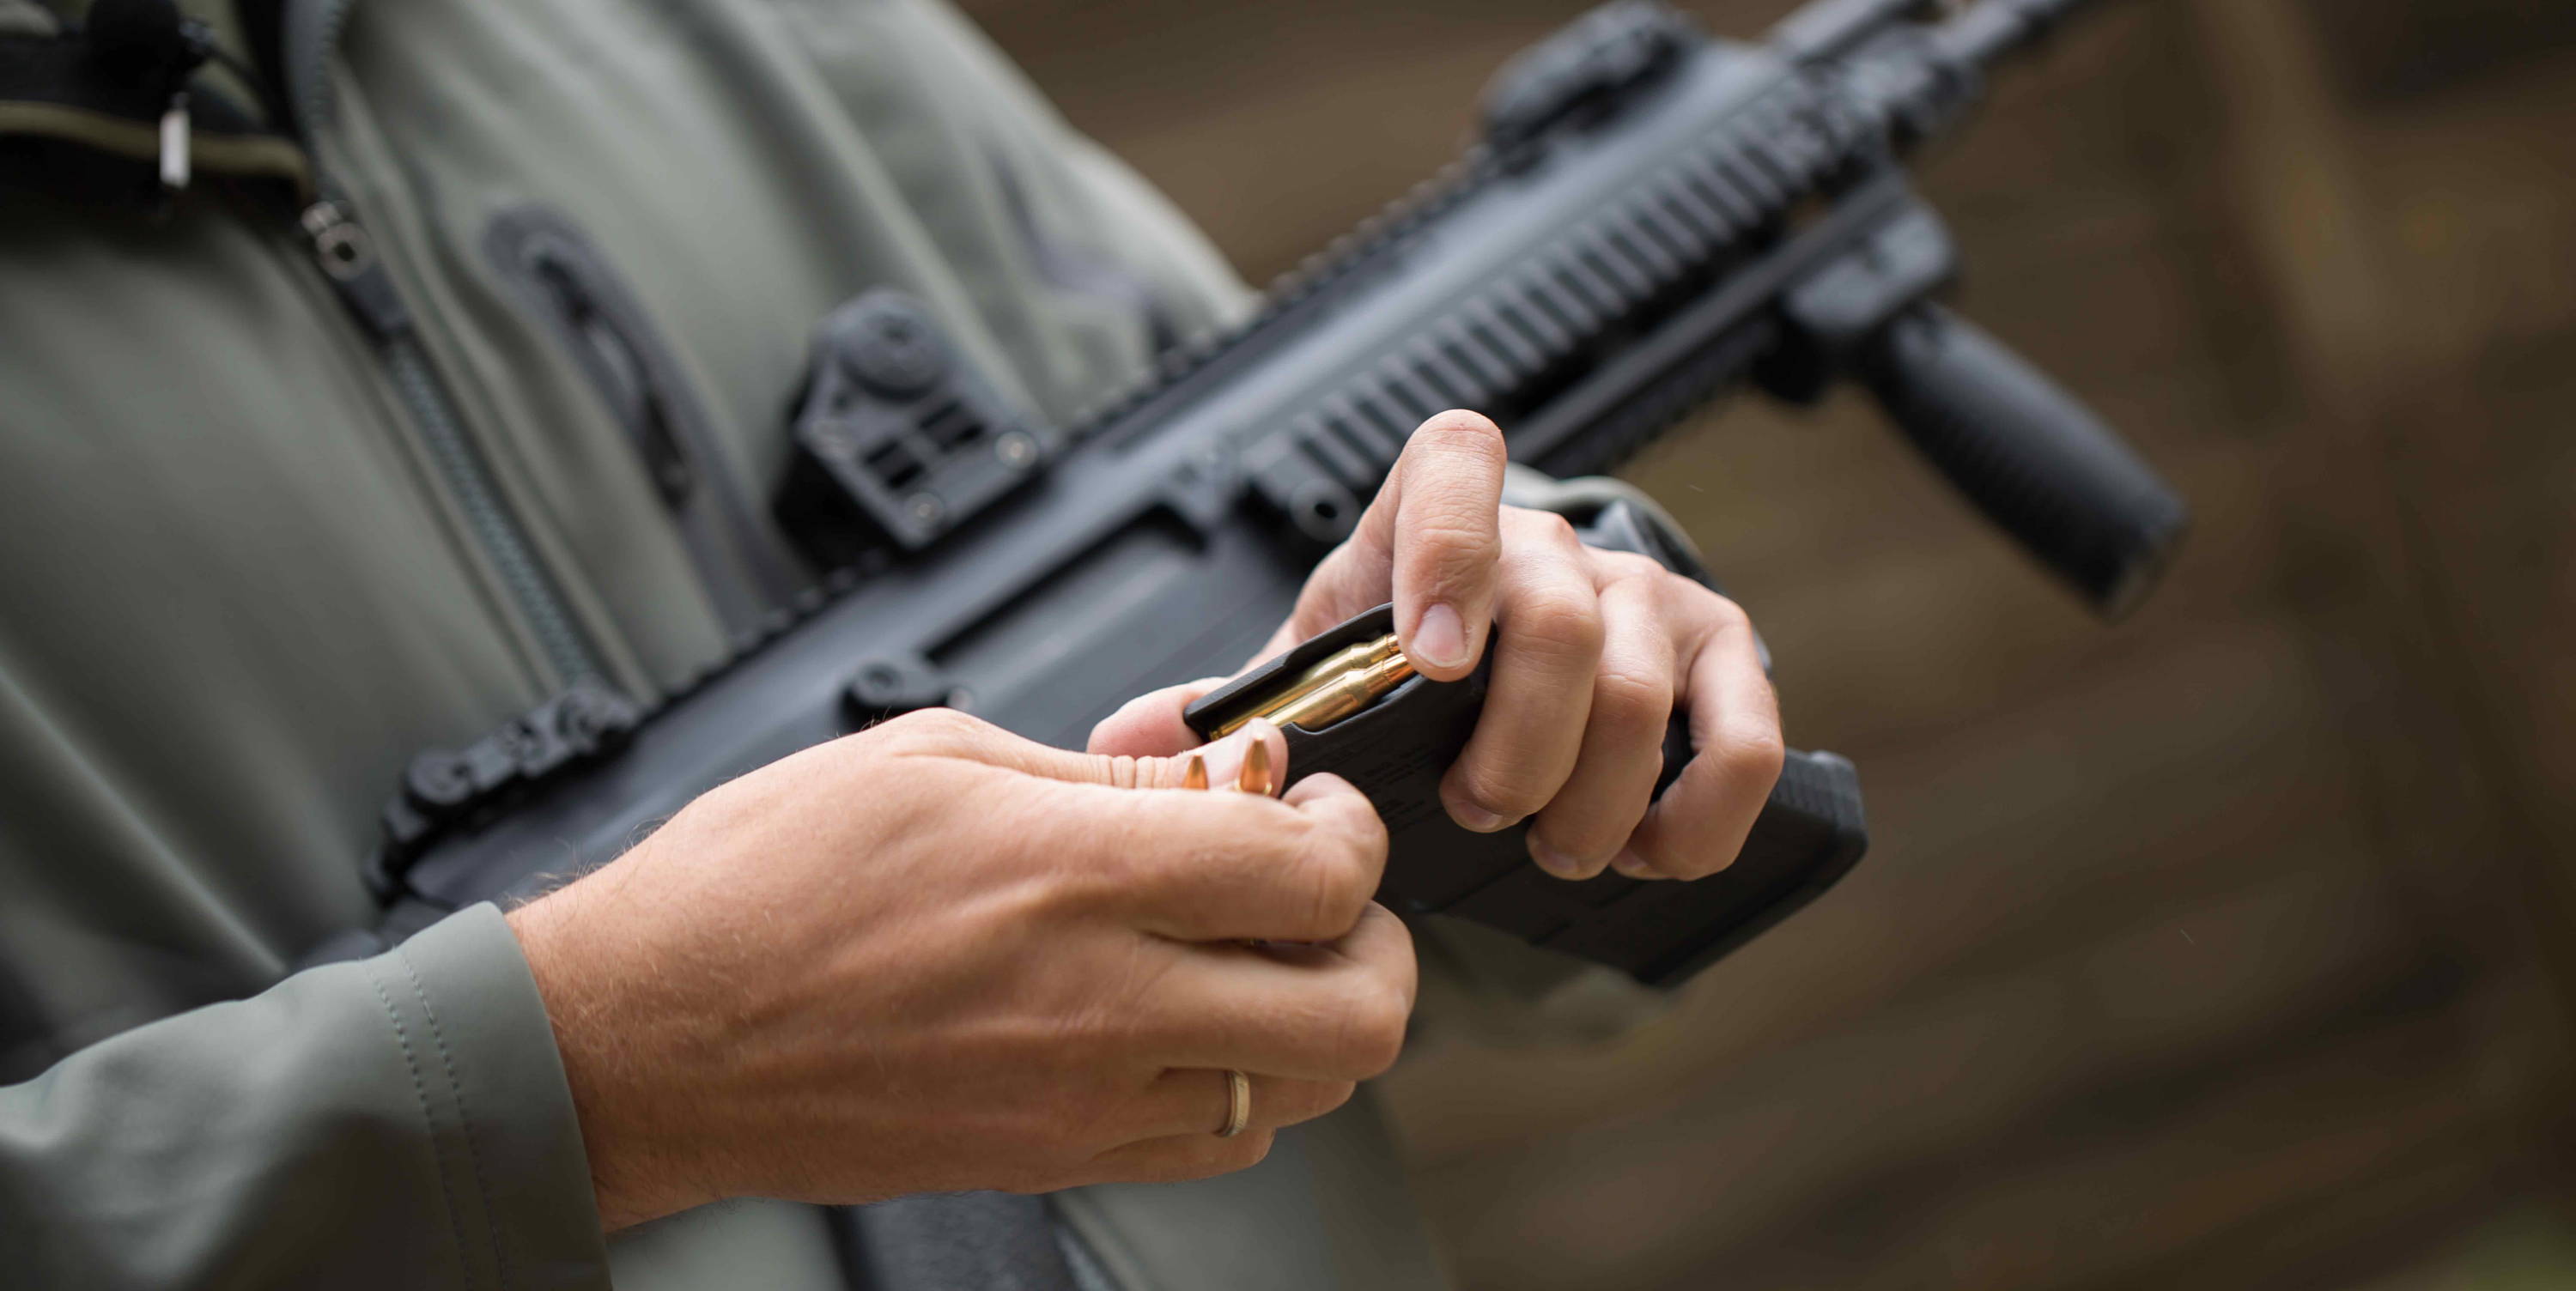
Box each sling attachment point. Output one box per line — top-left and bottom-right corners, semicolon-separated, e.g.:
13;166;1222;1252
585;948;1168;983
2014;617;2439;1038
775;292;1058;566
368;680;643;902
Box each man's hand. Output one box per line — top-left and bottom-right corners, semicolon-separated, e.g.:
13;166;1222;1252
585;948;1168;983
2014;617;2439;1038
1092;410;1783;883
506;711;1409;1231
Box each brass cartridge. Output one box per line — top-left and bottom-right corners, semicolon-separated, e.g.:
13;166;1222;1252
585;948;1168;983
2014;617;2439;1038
1212;633;1416;737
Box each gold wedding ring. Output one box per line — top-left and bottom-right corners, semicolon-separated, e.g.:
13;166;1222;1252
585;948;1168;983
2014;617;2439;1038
1217;1069;1252;1138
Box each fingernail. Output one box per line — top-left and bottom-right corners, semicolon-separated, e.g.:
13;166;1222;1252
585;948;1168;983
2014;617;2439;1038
1528;839;1587;880
1449;797;1511;833
1611;851;1661;881
1412;603;1469;671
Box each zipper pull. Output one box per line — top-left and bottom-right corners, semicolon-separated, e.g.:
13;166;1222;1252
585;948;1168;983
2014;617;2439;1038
87;3;218;194
301;199;374;277
158;91;191;192
300;198;414;338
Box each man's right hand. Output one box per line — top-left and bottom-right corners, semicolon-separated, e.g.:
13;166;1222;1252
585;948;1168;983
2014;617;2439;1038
503;708;1410;1232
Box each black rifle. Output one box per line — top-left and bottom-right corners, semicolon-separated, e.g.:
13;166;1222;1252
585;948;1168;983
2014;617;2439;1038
333;0;2183;984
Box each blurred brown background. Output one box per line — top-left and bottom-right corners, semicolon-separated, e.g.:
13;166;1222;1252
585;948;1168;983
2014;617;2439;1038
958;1;2576;1286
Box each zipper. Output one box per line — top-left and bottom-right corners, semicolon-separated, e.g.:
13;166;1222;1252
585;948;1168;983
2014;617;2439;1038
279;0;602;683
299;196;605;683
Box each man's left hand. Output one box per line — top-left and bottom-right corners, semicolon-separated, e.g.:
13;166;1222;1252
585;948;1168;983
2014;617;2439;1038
1091;410;1784;882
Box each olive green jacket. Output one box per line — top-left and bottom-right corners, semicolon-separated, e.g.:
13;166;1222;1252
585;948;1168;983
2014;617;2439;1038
0;0;1499;1286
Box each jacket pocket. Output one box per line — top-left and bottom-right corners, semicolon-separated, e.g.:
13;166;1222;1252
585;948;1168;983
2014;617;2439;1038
483;204;802;633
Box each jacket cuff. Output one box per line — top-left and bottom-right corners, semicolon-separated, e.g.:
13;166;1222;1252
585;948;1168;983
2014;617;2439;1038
371;902;610;1289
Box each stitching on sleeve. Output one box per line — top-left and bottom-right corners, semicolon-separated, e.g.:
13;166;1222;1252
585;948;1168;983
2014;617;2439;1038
371;968;479;1289
400;949;516;1291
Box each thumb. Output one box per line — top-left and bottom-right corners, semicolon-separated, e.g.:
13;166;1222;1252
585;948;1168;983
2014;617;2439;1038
1370;411;1509;682
1087;677;1230;758
998;713;1290;795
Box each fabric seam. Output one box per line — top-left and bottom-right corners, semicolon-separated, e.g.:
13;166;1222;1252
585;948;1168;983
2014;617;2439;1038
402;949;514;1291
370;967;479;1288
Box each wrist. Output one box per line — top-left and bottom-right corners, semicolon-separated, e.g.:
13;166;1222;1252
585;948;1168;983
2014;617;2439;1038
507;888;717;1231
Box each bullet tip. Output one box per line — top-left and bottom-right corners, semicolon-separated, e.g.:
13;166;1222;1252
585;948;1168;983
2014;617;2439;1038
1237;733;1275;797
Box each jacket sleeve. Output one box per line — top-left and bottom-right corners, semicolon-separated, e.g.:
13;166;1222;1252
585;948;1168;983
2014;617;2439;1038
0;903;612;1290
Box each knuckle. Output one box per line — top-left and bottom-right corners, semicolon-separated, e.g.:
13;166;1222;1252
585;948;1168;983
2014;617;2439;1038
1371;907;1419;995
1716;724;1789;792
1707;593;1754;636
1304;1080;1359;1122
1645;836;1728;881
1531;821;1614;870
1593;549;1671;586
1593;665;1674;732
875;705;985;750
1512;587;1606;664
1538;510;1583;551
1627;832;1697;880
1453;756;1556;820
1224;1131;1278;1175
1157;1133;1271;1183
1335;979;1412;1075
1305;779;1389;855
1291;827;1376;937
1504;506;1583;552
